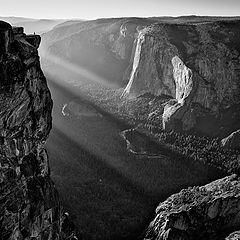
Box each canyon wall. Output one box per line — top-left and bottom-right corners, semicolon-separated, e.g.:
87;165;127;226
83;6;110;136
0;21;62;239
40;18;240;136
40;18;156;86
30;17;240;239
123;21;240;137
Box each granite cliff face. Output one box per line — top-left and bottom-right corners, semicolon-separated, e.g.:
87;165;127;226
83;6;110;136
162;56;193;131
0;21;62;239
40;18;159;86
144;174;240;240
123;21;240;137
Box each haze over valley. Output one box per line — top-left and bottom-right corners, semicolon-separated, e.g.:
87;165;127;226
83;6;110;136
1;0;240;239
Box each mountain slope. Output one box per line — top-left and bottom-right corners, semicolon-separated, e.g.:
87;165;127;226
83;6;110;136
41;17;240;87
41;18;158;87
13;19;66;34
0;16;35;24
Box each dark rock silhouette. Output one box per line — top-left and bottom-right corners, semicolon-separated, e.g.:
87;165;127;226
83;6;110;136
0;21;75;239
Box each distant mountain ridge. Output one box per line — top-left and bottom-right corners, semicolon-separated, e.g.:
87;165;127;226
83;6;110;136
0;16;70;34
0;16;36;23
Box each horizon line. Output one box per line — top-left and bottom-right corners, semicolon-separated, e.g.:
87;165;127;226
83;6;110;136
1;14;240;22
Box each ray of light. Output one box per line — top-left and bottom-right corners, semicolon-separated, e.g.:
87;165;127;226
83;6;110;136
40;48;119;89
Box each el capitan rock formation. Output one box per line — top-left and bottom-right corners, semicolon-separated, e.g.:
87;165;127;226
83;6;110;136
122;21;240;137
0;21;63;239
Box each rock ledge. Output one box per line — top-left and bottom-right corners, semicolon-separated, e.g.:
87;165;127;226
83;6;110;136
145;174;240;240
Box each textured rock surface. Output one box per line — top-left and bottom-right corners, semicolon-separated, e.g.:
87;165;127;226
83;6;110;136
162;56;193;131
144;174;240;240
0;21;62;239
121;30;146;97
123;21;240;137
221;129;240;149
226;231;240;240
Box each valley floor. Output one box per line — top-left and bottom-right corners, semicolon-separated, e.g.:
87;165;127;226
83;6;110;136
45;75;223;240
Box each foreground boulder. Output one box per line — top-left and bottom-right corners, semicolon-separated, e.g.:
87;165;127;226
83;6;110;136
0;22;64;239
144;174;240;240
226;231;240;240
221;129;240;149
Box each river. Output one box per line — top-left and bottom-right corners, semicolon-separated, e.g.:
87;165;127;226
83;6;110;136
46;79;223;240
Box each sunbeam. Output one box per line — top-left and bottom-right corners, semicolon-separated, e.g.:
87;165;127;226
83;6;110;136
40;48;119;89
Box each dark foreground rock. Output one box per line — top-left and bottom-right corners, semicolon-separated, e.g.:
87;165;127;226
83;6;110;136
144;174;240;240
0;22;74;239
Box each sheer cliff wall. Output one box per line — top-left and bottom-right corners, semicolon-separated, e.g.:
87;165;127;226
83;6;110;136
0;21;62;239
123;21;240;137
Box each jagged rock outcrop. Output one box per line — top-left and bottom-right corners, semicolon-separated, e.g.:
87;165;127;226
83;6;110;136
0;21;62;239
221;129;240;149
226;231;240;240
144;174;240;240
123;21;240;137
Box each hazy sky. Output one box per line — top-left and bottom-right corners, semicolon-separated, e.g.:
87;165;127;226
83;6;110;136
0;0;239;19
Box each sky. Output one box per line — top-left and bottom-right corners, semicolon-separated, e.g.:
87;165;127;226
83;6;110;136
0;0;239;20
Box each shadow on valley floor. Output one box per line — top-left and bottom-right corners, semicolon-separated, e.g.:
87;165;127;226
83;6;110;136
47;126;223;240
47;76;131;129
46;76;224;240
47;127;159;239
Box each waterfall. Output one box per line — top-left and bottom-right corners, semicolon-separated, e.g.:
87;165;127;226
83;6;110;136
121;32;145;98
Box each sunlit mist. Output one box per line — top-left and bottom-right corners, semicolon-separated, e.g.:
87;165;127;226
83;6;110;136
40;49;119;89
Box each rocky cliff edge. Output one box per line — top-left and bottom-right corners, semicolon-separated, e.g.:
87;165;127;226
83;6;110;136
144;174;240;240
0;21;63;239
